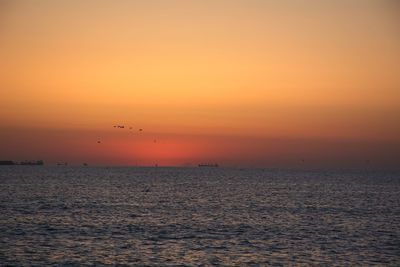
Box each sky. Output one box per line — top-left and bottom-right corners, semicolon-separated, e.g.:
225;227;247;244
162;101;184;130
0;0;399;167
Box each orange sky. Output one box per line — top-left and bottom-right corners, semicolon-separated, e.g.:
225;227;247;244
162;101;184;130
1;0;399;167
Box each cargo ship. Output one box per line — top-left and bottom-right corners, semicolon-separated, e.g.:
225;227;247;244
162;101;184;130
20;160;44;165
198;163;219;167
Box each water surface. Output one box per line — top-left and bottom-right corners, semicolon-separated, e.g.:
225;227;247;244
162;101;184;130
0;167;399;265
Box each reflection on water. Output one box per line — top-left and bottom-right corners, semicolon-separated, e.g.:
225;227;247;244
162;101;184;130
0;167;399;265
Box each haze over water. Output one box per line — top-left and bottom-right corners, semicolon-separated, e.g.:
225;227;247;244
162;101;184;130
1;166;399;265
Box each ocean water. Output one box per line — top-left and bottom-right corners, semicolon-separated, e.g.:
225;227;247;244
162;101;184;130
0;166;399;266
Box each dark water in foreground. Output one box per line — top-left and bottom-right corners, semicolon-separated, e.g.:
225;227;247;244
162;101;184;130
0;167;399;266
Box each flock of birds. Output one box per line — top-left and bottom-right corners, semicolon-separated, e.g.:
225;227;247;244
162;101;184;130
96;125;155;144
113;125;143;131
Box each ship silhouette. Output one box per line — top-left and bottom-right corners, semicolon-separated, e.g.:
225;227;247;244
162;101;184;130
198;163;219;167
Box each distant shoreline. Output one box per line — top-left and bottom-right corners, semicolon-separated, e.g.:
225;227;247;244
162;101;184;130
0;160;44;166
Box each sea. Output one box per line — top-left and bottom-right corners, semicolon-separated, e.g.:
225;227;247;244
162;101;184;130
0;166;399;266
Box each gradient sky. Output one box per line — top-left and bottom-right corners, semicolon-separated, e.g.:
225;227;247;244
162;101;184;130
1;0;399;167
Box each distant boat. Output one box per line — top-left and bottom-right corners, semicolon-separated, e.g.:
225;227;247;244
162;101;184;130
19;160;44;166
198;163;219;167
0;160;15;165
